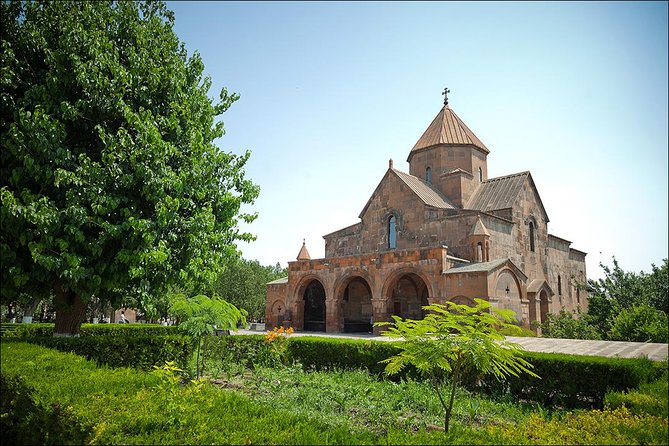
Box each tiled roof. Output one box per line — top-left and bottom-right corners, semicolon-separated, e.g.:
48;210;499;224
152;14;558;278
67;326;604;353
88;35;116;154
467;171;529;212
444;258;508;274
267;277;288;285
408;106;488;161
393;169;455;209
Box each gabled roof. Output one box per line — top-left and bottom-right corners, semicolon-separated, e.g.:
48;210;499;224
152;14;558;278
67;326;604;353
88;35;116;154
407;105;489;162
444;258;528;282
467;171;549;222
393;169;455;209
358;168;455;218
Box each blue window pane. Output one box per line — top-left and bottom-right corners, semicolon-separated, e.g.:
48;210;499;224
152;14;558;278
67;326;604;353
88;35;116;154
388;216;397;249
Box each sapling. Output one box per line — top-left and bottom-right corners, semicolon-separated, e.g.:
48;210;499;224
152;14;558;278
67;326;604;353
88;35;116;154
376;298;539;432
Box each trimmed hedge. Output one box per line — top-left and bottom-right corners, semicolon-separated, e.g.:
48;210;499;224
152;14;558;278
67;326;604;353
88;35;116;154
273;336;663;409
1;322;179;338
474;351;663;408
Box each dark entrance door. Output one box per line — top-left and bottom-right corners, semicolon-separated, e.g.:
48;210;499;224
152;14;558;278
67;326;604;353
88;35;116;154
303;280;326;331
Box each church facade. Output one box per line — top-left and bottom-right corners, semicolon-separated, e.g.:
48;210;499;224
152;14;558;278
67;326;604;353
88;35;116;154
265;95;588;334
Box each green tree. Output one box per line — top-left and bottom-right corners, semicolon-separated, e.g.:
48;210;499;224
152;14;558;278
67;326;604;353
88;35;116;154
376;299;538;433
0;1;259;335
608;304;668;343
169;293;246;378
540;308;601;340
211;258;287;320
585;258;668;339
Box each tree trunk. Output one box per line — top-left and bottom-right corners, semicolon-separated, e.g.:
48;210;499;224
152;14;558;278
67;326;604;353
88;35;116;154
21;298;41;323
54;288;87;337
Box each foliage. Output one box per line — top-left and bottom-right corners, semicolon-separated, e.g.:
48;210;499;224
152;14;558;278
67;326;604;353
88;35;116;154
210;259;287;320
607;304;669;343
1;342;380;445
586;258;668;339
540;308;601;340
605;362;668;418
169;293;245;378
474;351;663;409
0;0;259;334
264;325;294;362
488;406;668;445
1;322;180;338
376;299;538;432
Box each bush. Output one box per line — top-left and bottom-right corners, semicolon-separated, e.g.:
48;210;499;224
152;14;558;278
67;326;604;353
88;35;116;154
608;305;669;343
474;351;663;409
0;342;380;445
1;322;180;339
20;335;193;371
540;309;601;340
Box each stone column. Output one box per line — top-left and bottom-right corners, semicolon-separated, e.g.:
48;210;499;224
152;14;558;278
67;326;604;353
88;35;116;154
325;298;342;333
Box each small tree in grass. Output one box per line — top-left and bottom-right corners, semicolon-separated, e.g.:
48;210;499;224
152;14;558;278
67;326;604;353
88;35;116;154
169;294;246;379
376;299;539;433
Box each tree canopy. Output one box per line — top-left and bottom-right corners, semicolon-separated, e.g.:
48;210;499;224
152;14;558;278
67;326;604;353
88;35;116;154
0;1;259;334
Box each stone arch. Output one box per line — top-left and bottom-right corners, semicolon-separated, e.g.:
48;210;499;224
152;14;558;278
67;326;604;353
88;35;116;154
269;299;285;327
539;289;549;324
494;268;523;322
336;274;374;333
296;277;327;332
382;268;433;321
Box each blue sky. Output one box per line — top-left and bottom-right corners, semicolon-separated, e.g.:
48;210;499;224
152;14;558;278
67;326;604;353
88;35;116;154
167;1;668;280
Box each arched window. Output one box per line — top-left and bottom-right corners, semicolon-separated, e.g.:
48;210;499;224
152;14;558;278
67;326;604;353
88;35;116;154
478;167;483;182
388;215;397;249
425;166;432;184
557;275;562;295
476;242;483;262
529;221;536;252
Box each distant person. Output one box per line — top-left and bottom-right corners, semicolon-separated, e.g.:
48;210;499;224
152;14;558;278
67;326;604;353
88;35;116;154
120;311;128;323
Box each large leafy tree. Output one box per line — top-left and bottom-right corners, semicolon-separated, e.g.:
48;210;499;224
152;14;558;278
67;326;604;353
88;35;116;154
0;1;259;335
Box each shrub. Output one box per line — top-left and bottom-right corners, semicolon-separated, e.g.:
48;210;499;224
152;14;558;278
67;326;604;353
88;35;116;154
0;342;380;445
474;351;663;409
540;309;601;340
1;322;180;339
23;334;193;370
608;305;669;343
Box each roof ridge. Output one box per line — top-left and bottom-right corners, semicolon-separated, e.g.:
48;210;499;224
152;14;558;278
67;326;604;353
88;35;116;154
483;171;530;183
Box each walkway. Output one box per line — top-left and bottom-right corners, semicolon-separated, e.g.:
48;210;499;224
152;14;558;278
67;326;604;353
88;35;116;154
236;329;668;361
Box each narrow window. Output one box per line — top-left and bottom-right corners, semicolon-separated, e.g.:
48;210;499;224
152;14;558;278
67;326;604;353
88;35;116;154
476;242;483;262
425;166;432;184
529;221;536;252
388;215;397;249
478;167;483;182
576;287;580;304
558;275;562;295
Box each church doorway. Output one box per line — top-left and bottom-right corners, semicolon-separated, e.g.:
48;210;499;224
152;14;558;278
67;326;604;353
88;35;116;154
303;280;326;332
539;290;549;324
341;276;373;333
388;273;429;320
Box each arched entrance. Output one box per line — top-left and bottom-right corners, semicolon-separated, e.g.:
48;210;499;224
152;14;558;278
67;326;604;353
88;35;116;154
539;290;549;324
388;273;429;320
495;270;522;322
303;280;326;332
341;276;373;333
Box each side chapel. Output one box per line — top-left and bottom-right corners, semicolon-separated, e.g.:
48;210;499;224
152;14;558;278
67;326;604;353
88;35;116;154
266;91;588;334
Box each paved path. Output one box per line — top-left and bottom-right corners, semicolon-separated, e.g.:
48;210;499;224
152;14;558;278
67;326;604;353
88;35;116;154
236;329;668;361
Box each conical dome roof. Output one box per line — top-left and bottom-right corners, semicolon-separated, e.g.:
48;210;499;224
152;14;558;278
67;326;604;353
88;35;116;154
407;105;488;162
296;240;311;261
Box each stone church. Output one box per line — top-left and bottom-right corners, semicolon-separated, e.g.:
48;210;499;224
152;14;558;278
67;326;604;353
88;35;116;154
266;93;588;334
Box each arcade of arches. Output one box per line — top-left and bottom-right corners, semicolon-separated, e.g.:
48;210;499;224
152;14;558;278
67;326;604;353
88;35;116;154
265;246;552;334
